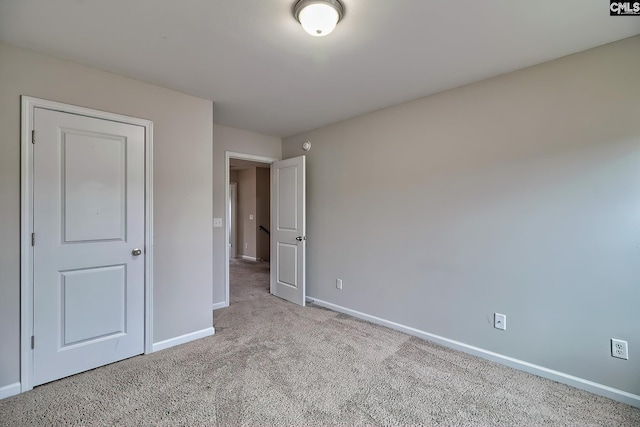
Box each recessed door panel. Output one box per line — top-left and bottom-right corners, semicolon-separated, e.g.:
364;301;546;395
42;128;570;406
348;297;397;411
63;130;126;243
277;243;297;288
277;166;297;231
62;265;126;346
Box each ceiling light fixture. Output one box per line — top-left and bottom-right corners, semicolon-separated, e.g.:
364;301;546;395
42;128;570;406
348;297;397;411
294;0;344;37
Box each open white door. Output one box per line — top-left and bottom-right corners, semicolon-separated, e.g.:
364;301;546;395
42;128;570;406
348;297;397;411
270;156;306;306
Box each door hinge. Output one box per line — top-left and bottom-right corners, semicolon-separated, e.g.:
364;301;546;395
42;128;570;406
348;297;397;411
31;335;35;349
31;130;35;144
31;233;35;246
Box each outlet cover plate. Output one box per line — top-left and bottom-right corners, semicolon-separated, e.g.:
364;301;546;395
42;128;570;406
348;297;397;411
611;338;629;360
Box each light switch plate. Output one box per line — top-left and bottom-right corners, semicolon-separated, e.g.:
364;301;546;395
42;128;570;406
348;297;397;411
213;218;223;228
494;313;506;330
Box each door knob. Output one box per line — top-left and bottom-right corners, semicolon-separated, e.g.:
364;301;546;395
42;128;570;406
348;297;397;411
296;236;305;241
132;248;142;256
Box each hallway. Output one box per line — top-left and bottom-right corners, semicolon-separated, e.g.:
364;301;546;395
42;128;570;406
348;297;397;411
229;258;269;304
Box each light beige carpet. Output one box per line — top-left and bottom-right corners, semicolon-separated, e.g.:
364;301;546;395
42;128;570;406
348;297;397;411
1;258;639;426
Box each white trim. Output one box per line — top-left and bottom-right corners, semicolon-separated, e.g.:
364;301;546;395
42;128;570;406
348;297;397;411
151;327;215;352
20;96;154;393
229;182;238;259
212;302;227;310
224;151;278;308
309;297;640;409
0;383;21;400
241;255;258;261
20;97;35;393
144;119;154;356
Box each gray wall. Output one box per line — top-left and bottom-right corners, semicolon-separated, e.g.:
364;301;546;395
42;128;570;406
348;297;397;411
0;43;214;389
256;167;271;261
283;36;640;395
235;167;270;261
238;168;257;258
212;124;281;306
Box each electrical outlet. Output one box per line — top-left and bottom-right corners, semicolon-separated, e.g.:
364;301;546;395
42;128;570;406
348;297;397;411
336;279;343;290
244;243;248;249
494;313;506;330
611;339;628;360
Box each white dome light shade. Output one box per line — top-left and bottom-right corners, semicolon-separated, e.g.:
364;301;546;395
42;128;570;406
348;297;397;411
294;0;344;37
299;4;338;36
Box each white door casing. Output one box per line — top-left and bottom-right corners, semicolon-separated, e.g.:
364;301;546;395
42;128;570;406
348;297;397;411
270;156;306;306
21;97;153;391
229;182;237;259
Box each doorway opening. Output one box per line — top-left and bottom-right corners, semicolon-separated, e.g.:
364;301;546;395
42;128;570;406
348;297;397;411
224;152;278;306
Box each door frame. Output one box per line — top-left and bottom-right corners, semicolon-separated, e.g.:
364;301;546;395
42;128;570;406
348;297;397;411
20;96;154;392
229;182;238;259
224;151;278;307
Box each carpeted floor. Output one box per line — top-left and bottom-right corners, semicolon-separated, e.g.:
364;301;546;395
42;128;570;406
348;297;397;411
1;258;639;426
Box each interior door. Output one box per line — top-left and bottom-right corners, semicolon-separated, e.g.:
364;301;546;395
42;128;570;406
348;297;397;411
270;156;306;306
32;107;145;386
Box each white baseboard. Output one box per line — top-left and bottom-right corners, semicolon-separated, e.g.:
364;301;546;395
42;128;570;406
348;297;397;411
151;327;215;353
0;382;21;400
212;301;227;310
309;297;640;409
241;255;257;261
